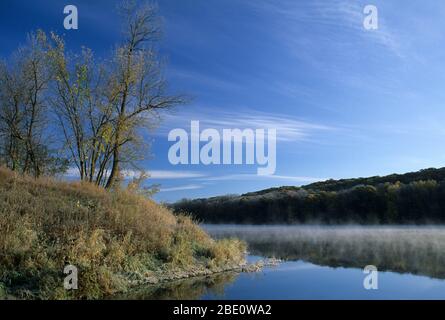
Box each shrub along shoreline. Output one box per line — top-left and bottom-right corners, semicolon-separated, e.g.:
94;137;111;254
0;168;246;299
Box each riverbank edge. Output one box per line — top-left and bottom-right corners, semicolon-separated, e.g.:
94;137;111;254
125;257;281;287
0;258;280;300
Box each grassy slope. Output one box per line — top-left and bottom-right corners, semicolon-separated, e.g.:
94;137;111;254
0;168;245;299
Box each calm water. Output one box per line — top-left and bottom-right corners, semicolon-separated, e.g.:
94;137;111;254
125;225;445;300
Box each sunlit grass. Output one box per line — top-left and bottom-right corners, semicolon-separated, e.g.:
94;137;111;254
0;168;246;299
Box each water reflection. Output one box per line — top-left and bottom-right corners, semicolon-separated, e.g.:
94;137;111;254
116;271;239;300
119;226;445;299
205;225;445;279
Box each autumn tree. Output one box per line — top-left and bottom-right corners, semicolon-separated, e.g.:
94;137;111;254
49;1;184;188
49;35;115;185
103;1;184;188
0;31;67;177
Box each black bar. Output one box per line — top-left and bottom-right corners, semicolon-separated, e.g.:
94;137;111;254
1;300;442;319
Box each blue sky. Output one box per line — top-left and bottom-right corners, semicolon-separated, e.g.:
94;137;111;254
2;0;445;202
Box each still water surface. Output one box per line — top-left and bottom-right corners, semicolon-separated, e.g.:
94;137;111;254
127;225;445;300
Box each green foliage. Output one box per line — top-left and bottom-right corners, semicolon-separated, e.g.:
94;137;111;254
173;167;445;224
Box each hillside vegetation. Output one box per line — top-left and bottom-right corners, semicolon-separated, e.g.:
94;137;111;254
0;168;245;299
173;167;445;224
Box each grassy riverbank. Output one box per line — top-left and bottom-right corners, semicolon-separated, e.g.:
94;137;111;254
0;168;246;299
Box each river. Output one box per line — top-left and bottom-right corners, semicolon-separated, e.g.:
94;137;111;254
122;225;445;300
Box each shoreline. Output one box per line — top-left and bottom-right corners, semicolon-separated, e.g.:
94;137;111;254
125;257;281;287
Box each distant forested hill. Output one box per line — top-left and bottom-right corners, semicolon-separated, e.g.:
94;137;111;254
172;167;445;224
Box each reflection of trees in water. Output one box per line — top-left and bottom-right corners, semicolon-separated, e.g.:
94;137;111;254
208;226;445;279
118;272;239;300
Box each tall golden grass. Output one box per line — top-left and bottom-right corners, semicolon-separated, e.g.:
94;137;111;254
0;168;245;299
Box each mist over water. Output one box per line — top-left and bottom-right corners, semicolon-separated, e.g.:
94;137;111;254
204;225;445;279
123;225;445;299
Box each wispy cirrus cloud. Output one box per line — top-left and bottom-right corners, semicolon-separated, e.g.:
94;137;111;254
198;173;326;184
244;0;410;99
159;107;335;143
65;168;206;180
157;173;325;195
145;170;206;179
249;0;402;58
160;184;204;192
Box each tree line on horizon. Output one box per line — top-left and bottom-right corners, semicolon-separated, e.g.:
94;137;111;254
173;168;445;224
0;1;183;189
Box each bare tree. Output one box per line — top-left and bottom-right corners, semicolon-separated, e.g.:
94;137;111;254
49;35;114;184
103;1;184;188
49;2;184;188
1;1;183;186
0;31;65;177
0;60;25;171
21;32;54;176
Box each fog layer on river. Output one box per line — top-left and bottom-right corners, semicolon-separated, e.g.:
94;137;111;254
120;225;445;300
204;225;445;280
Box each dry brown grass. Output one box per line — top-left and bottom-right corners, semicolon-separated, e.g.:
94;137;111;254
0;168;246;299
